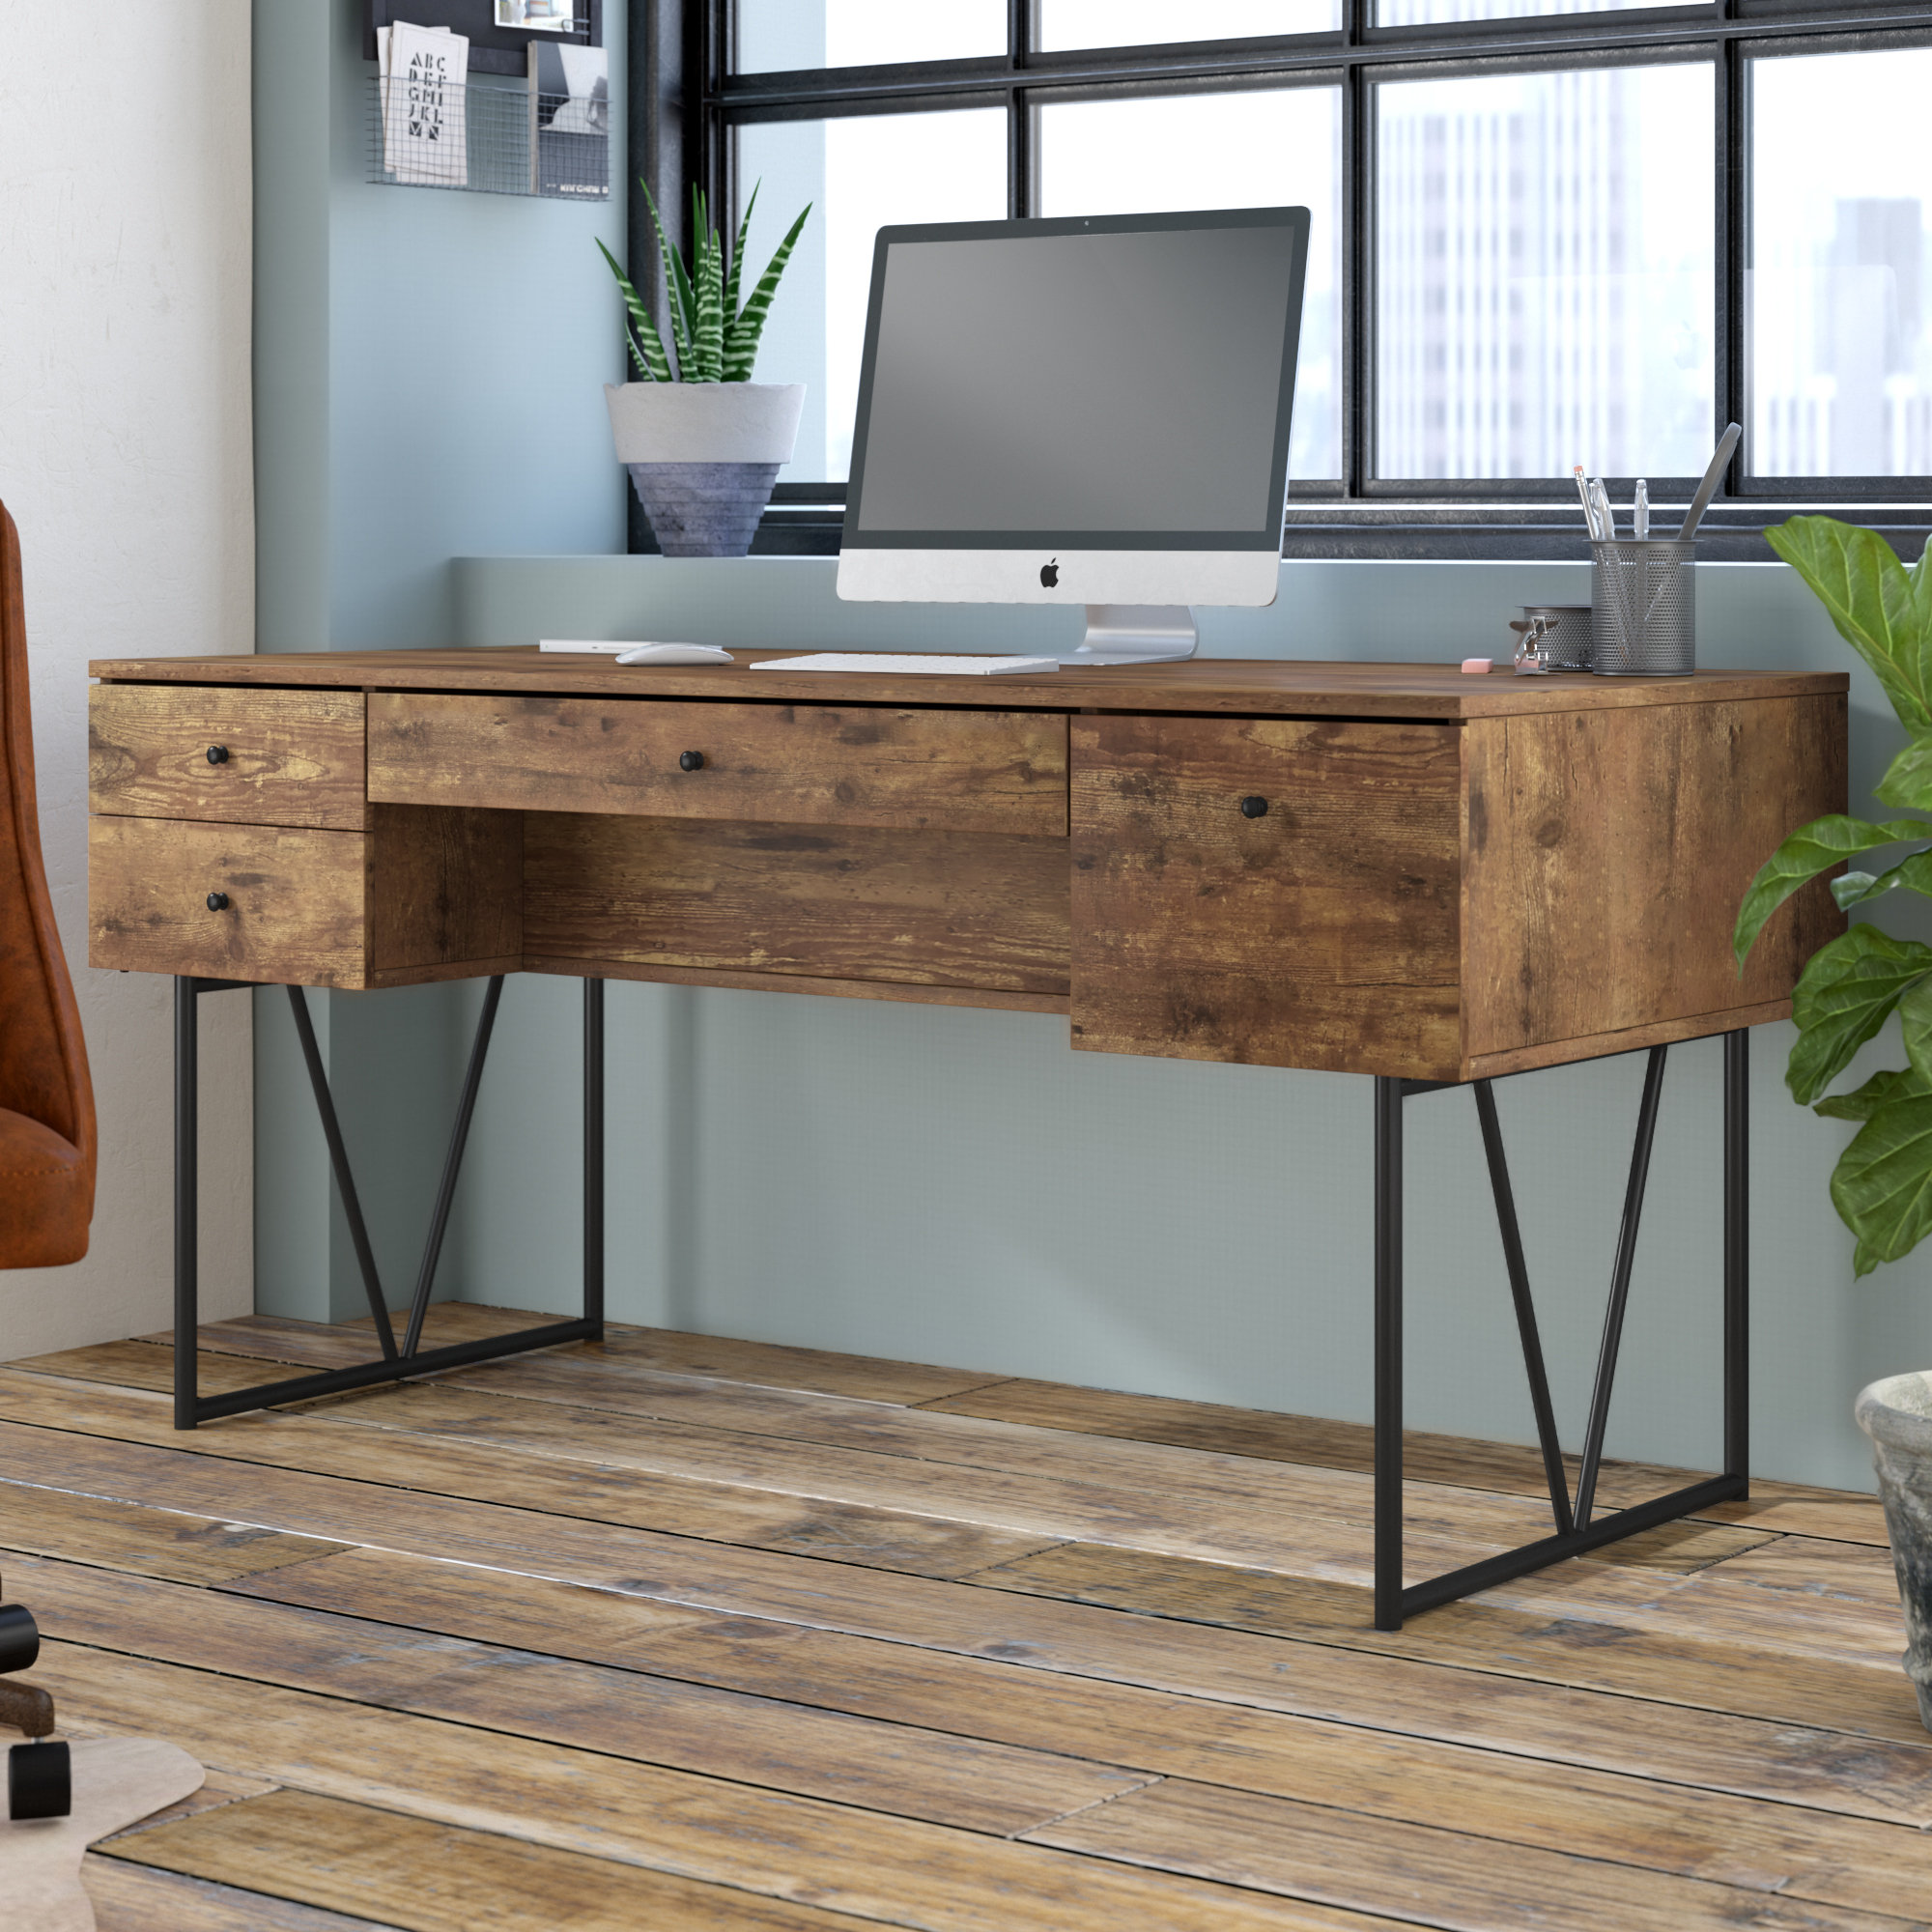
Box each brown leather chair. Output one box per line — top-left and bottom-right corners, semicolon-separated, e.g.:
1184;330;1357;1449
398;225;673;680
0;503;94;1265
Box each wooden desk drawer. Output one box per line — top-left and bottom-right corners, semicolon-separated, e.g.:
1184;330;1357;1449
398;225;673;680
90;685;368;831
1070;714;1463;1079
88;810;521;990
367;693;1068;836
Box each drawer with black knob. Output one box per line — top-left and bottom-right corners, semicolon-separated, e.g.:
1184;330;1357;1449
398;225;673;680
89;685;369;831
365;692;1069;836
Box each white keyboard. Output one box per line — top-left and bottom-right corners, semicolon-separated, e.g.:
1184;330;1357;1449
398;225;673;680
762;653;1059;676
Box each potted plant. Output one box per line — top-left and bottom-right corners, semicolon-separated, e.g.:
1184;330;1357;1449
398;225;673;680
1734;513;1932;1726
598;182;811;557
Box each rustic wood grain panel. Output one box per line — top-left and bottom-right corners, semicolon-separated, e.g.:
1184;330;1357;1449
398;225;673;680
1069;714;1463;1078
89;684;369;831
523;954;1071;1012
29;1559;1150;1836
1463;694;1848;1057
368;692;1069;835
95;649;1849;724
0;1476;348;1583
523;813;1070;996
103;1789;869;1932
229;1542;1932;1918
85;1855;410;1932
4;1389;1925;1821
44;1643;1390;1932
367;804;522;972
88;815;369;985
1025;1776;1919;1932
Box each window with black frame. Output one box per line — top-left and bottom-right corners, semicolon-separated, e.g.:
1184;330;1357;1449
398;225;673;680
637;1;1932;559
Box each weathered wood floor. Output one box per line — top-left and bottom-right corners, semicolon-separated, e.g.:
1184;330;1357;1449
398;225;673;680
0;1304;1924;1931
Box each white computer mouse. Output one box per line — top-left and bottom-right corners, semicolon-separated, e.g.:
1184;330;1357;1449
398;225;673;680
613;643;735;667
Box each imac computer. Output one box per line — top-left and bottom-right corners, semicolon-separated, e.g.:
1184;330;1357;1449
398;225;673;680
836;207;1310;665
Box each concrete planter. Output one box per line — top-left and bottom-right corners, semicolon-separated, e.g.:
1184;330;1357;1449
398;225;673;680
604;382;804;558
1856;1371;1932;1730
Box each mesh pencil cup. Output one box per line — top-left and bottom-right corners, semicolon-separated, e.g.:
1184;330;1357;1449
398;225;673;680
1590;539;1695;676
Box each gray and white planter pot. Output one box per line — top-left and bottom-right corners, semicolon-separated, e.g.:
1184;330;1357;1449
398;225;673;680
1857;1371;1932;1729
604;382;805;558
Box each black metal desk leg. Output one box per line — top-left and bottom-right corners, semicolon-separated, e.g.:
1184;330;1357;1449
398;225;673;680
173;978;198;1432
584;977;605;1335
1374;1076;1405;1632
1725;1029;1749;1489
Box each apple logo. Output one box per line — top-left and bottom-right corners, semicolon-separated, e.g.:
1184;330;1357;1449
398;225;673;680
1039;559;1059;588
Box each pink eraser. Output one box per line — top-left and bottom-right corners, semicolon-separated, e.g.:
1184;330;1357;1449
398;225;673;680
1460;658;1493;674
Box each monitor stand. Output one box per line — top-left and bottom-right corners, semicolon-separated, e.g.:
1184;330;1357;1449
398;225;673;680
1062;605;1198;667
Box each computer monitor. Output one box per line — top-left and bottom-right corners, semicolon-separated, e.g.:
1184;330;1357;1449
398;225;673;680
836;207;1310;664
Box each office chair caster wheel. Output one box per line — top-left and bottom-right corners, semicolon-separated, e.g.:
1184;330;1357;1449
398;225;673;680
9;1738;70;1819
0;1603;39;1674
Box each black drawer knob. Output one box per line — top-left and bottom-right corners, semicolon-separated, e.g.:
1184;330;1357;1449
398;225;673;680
679;750;705;772
206;745;229;765
1239;795;1269;819
206;892;230;912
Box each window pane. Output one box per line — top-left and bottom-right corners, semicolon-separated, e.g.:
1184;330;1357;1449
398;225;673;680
738;111;1007;483
1751;48;1932;479
1038;89;1343;480
1378;0;1683;22
1375;65;1715;480
1038;1;1338;45
736;0;1005;74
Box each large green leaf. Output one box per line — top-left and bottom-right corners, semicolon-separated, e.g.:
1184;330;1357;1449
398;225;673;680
724;202;811;382
688;188;724;382
595;239;671;383
1765;517;1932;734
1876;736;1932;812
1787;923;1932;1105
1831;1091;1932;1274
1814;1065;1932;1122
1733;814;1926;966
1834;846;1932;912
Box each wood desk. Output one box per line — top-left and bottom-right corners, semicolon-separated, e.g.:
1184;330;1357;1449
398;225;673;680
87;649;1848;1623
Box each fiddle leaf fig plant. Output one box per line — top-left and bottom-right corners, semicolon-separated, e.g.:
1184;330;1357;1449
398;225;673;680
1735;515;1932;1274
597;180;810;384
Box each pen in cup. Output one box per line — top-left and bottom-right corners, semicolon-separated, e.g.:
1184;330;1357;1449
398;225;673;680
1634;478;1649;541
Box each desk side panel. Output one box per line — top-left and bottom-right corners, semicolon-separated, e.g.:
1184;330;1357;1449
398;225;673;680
1067;715;1463;1079
1462;693;1848;1061
522;814;1071;997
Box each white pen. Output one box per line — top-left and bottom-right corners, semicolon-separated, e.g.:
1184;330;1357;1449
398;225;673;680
1589;477;1615;542
1634;478;1649;541
1573;465;1599;538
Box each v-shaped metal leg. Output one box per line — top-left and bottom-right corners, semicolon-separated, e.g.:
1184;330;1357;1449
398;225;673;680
1373;1036;1748;1629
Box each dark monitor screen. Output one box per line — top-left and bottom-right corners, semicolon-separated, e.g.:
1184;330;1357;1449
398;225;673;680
842;209;1309;552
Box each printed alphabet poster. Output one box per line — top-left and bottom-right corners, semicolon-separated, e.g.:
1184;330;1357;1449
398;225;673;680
382;20;469;186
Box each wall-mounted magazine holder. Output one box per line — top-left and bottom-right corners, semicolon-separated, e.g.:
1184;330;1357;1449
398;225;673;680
366;73;610;200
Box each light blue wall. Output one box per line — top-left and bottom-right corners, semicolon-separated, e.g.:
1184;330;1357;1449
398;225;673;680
249;1;1923;1490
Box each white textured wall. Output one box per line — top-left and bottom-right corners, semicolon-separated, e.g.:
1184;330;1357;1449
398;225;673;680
0;2;255;1354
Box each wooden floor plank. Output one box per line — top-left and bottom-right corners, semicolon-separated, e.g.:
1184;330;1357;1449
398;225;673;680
965;1541;1927;1744
18;1552;1152;1838
0;1371;1066;1582
85;1856;409;1932
0;1408;1924;1825
104;1788;896;1932
212;1543;1932;1923
41;1641;1406;1932
1024;1778;1926;1932
0;1479;349;1585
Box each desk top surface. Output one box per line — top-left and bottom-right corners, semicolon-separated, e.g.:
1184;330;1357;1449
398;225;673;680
89;648;1848;719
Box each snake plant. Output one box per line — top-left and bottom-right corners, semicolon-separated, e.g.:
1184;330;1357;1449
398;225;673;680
1735;515;1932;1273
598;180;810;384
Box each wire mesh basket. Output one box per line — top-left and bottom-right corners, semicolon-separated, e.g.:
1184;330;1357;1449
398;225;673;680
1590;540;1695;676
366;74;609;200
1518;604;1592;672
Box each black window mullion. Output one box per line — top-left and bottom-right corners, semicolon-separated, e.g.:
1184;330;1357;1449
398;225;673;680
1719;0;1747;494
1009;0;1031;220
1344;0;1370;498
